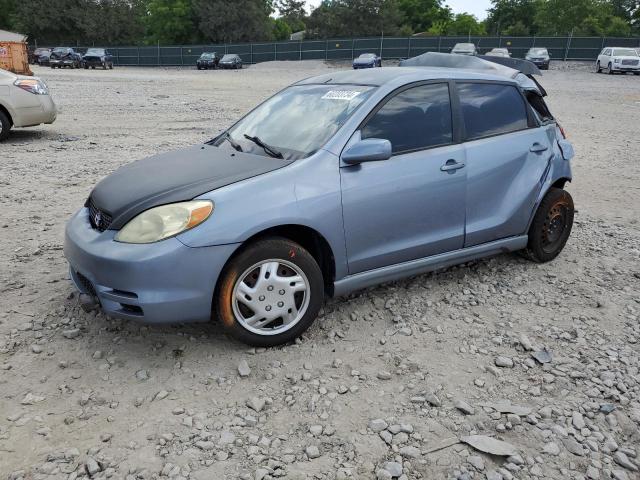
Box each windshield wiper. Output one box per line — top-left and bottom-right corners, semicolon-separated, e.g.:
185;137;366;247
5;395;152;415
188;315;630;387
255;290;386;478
221;132;243;152
243;134;284;159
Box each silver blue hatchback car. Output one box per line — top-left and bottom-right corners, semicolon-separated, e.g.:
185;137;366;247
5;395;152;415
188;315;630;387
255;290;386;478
65;59;575;347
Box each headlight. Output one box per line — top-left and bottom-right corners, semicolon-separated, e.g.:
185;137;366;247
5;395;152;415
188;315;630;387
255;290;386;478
14;79;49;95
115;200;213;244
614;58;620;63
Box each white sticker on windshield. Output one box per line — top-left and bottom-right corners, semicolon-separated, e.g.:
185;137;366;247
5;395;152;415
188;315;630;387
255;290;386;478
322;90;361;101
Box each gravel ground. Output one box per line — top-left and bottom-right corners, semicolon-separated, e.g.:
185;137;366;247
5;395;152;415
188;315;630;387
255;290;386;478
1;60;639;480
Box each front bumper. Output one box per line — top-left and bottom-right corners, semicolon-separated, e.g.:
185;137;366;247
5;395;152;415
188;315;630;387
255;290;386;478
12;95;57;127
64;208;239;324
612;63;640;71
83;58;105;66
353;63;375;69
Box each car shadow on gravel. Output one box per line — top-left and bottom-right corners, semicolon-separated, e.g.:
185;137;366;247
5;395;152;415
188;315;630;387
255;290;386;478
2;129;60;145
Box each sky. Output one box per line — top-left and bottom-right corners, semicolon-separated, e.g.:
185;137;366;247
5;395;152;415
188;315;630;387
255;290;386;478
304;0;492;20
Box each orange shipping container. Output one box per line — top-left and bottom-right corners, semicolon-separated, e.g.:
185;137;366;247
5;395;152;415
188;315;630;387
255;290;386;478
0;29;33;76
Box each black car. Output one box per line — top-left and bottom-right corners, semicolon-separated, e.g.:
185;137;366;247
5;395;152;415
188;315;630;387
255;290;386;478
33;48;52;66
50;47;83;69
219;54;243;69
525;48;551;70
197;52;219;70
83;48;114;70
352;53;382;69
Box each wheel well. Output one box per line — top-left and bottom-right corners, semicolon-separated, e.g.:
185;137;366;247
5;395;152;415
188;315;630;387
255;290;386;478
230;225;336;296
0;104;13;126
552;178;570;189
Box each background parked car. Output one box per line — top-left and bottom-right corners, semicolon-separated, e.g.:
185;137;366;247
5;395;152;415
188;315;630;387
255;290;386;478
451;43;477;56
596;47;640;75
196;52;219;70
486;48;510;58
50;47;82;69
219;54;243;69
525;48;551;70
35;48;52;66
82;48;113;69
29;47;50;64
0;68;57;141
352;53;382;69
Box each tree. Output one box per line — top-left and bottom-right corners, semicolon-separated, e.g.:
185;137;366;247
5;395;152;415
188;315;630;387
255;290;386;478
447;13;486;35
0;0;17;31
272;17;293;40
396;0;451;33
144;0;196;45
193;0;273;43
306;0;405;38
485;0;537;35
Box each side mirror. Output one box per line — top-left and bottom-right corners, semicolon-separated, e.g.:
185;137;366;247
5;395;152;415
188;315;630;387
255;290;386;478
342;138;392;165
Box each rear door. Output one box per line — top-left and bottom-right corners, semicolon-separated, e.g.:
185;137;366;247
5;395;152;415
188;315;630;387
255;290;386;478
340;82;467;274
456;81;552;247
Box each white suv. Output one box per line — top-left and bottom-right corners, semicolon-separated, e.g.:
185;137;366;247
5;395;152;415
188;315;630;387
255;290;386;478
596;47;640;75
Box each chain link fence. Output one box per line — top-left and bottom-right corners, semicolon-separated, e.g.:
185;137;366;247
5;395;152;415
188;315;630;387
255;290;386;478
34;36;640;66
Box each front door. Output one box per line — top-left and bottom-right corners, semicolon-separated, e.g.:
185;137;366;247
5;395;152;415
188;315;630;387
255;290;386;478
340;82;467;274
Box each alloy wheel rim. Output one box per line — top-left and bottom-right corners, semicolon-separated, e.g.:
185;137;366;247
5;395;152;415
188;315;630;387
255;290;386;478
232;259;310;336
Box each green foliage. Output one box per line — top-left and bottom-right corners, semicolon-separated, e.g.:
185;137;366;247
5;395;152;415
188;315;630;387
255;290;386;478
503;20;530;35
144;0;195;45
307;0;405;38
193;0;273;43
486;0;538;35
397;0;451;33
272;17;293;40
0;0;17;31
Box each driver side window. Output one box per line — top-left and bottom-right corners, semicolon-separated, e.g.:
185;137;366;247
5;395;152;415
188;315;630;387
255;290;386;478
361;83;453;154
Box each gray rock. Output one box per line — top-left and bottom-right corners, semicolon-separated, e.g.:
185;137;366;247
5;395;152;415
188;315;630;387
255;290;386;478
195;441;215;451
376;470;393;480
85;457;101;476
377;371;392;380
531;349;552;364
425;392;442;407
305;445;320;459
237;360;251;377
460;435;517;456
543;442;560;456
62;329;80;339
384;461;403;477
562;437;584;456
135;369;149;381
247;397;265;412
572;412;586;429
399;446;420;458
613;451;638;471
368;419;388;432
455;400;475;415
467;455;485;470
495;356;514;368
31;344;42;354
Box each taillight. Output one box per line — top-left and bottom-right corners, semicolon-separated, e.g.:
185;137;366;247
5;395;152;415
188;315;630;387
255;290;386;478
558;123;567;139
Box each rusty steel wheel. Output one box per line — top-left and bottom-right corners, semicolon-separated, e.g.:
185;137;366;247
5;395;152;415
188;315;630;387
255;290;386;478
523;187;574;263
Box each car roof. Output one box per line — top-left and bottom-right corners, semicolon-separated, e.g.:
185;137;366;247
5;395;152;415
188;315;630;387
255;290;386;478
295;66;513;87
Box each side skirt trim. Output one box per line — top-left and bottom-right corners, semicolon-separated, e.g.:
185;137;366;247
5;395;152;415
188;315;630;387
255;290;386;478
333;235;528;297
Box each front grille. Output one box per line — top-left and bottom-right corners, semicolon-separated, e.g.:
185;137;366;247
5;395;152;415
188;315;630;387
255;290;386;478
621;59;639;66
87;199;113;232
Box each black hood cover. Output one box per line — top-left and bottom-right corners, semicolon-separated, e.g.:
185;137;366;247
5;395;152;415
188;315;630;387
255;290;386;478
89;144;292;229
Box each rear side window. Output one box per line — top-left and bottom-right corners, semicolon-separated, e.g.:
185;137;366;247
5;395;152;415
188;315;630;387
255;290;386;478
362;83;453;153
458;83;528;140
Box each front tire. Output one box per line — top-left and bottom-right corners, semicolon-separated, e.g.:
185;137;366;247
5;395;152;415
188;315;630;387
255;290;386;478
0;109;12;142
216;238;324;347
523;188;574;263
608;62;614;75
595;61;601;73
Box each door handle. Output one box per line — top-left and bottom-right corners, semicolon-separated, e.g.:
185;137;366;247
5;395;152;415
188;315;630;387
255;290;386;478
440;160;466;172
530;143;548;153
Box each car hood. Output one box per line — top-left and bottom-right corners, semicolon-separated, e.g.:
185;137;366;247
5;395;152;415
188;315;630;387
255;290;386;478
89;144;293;229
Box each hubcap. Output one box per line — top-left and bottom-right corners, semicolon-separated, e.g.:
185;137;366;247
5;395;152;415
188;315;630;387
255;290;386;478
232;259;310;336
541;202;568;253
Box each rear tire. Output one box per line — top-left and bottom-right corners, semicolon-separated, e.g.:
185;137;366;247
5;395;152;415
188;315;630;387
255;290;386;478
522;187;574;263
215;238;324;347
0;109;12;142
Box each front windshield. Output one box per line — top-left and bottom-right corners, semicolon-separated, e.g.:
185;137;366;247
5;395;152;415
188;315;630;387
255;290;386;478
53;48;68;54
200;53;214;58
220;84;374;160
359;54;375;58
455;44;474;51
613;48;638;57
529;49;548;55
86;49;104;55
221;55;235;61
